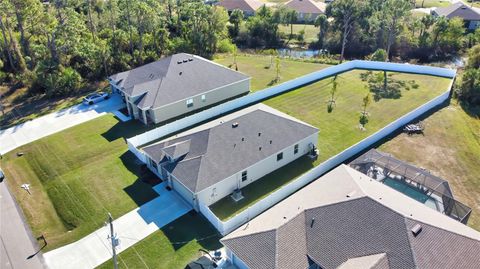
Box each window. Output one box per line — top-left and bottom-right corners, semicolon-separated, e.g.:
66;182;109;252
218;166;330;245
201;94;206;102
277;152;283;161
294;144;299;155
150;158;158;171
241;171;248;182
186;98;194;108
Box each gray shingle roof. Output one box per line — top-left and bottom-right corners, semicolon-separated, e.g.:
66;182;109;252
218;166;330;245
142;106;318;193
109;53;250;109
221;165;480;269
434;2;480;21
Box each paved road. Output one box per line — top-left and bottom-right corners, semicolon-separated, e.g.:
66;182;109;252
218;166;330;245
44;182;192;269
0;181;45;269
0;94;125;155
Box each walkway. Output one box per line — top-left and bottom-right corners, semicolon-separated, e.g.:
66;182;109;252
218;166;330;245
0;181;46;269
0;94;125;155
43;182;192;269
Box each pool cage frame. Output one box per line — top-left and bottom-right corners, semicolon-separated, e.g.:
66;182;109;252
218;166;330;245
349;149;472;224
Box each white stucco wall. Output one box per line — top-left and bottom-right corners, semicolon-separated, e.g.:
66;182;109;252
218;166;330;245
150;79;250;124
196;132;319;207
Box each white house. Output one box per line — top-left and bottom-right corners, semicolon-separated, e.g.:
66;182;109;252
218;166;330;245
222;165;480;269
108;53;250;125
140;104;319;211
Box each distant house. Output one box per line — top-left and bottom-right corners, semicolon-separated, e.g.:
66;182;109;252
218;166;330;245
216;0;264;16
141;104;319;210
108;53;250;125
432;2;480;30
222;164;480;269
284;0;326;22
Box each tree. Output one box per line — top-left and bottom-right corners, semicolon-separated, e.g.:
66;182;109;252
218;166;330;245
360;92;371;126
327;78;338;113
369;49;388;61
229;9;244;38
314;14;328;49
327;0;364;62
285;9;298;44
275;56;281;82
378;0;411;60
458;45;480;105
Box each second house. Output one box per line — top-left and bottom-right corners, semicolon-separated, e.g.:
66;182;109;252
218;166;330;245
109;53;251;125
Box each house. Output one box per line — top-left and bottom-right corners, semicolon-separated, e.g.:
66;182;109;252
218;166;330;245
284;0;326;22
222;164;480;269
349;149;472;224
108;53;250;125
216;0;264;16
432;2;480;30
141;104;319;210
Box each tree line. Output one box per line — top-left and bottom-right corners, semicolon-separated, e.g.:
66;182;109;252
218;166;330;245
0;0;232;96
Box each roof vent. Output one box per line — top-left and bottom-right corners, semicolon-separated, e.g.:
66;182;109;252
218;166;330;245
188;58;193;61
310;217;315;228
258;132;261;137
183;59;188;63
177;61;182;64
411;224;422;237
270;140;272;144
346;190;356;198
259;147;262;151
241;137;245;141
232;122;239;128
179;71;182;76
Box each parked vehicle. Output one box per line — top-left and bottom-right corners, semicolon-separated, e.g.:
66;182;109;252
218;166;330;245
83;92;110;105
0;168;5;182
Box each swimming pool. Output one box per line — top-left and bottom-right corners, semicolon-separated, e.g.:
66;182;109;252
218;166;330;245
383;177;438;210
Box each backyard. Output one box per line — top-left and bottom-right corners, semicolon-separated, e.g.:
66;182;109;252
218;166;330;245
0;115;157;250
211;55;453;220
380;103;480;231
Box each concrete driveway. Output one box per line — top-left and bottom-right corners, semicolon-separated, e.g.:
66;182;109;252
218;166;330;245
43;182;192;269
0;94;125;155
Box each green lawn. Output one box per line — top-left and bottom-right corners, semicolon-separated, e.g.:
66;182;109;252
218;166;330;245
278;24;319;44
415;0;451;8
0;115;157;250
380;103;480;231
214;55;330;91
97;212;222;269
211;67;452;220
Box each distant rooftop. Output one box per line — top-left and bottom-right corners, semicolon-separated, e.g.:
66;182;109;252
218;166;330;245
434;2;480;21
142;104;318;193
216;0;264;12
222;165;480;269
284;0;326;14
109;53;250;109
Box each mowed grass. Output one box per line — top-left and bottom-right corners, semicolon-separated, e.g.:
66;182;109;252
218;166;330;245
0;115;158;250
279;24;319;44
211;68;452;220
415;0;451;8
214;55;330;91
380;103;480;231
97;212;222;269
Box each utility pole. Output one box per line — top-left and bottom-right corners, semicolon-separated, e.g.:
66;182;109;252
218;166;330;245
108;213;118;269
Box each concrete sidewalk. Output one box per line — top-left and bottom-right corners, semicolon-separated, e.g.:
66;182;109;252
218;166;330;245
0;94;125;155
0;182;46;269
43;182;192;269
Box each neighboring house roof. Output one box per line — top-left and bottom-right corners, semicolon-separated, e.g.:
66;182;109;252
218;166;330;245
433;2;480;21
222;165;480;269
216;0;264;13
142;104;318;193
109;53;250;110
284;0;326;15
